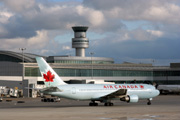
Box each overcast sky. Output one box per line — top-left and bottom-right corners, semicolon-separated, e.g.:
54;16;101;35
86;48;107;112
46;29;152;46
0;0;180;65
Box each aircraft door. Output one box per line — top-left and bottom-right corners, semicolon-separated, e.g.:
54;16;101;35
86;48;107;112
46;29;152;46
72;87;76;94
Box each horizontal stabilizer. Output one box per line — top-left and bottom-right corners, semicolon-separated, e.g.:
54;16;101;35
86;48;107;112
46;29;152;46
40;87;63;93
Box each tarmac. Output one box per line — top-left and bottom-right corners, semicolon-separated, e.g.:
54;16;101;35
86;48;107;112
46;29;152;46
0;95;180;120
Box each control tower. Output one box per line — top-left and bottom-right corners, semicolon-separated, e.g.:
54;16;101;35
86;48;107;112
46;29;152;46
72;26;89;57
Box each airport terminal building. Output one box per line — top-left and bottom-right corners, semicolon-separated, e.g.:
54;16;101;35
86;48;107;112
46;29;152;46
0;26;180;96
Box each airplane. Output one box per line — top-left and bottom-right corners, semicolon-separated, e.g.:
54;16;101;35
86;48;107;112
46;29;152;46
158;85;180;95
36;57;160;106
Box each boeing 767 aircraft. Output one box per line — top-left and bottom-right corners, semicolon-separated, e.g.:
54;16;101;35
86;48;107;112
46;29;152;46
36;57;159;106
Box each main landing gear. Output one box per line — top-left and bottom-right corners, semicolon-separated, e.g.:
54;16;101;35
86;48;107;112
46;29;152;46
89;101;114;106
89;101;98;106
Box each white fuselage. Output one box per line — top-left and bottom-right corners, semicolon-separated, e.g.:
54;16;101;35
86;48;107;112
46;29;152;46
46;84;159;101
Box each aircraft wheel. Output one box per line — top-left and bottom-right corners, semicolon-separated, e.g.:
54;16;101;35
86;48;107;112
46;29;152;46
110;103;114;106
89;102;98;106
95;103;98;106
51;99;54;102
104;102;113;106
147;99;151;105
104;103;107;106
147;101;151;105
43;99;47;102
47;98;51;102
89;103;93;106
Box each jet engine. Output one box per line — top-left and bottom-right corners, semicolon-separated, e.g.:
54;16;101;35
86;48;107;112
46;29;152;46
120;95;139;103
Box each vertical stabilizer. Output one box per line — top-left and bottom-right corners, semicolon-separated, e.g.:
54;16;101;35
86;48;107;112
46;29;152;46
36;57;66;87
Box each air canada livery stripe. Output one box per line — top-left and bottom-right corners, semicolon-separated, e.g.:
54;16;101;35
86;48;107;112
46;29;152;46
103;85;144;89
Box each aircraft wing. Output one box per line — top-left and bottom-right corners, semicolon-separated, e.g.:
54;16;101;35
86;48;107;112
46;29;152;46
101;89;127;98
92;89;127;99
25;86;62;93
24;87;43;90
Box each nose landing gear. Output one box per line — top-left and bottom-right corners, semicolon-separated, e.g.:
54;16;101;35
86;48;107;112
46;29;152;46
147;98;152;105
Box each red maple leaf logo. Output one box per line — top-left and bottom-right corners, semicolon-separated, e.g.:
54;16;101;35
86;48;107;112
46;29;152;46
140;85;144;89
43;71;55;82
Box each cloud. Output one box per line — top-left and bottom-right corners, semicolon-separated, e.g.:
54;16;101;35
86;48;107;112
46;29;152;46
84;0;180;24
76;5;105;26
0;0;179;65
144;3;180;24
62;45;71;50
1;0;35;12
27;30;49;48
0;10;13;23
0;30;49;52
146;30;164;37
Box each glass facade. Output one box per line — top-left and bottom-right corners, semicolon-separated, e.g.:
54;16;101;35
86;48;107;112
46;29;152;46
25;67;180;85
154;80;180;85
153;71;180;76
25;67;41;76
25;67;180;77
0;54;22;62
73;40;89;43
53;60;113;64
114;80;180;85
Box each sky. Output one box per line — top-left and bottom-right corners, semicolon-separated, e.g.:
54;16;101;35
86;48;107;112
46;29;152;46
0;0;180;66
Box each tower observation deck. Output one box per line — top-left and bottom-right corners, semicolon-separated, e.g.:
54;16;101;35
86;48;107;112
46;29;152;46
72;26;89;57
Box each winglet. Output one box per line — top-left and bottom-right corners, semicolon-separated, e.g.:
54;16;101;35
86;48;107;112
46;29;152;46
36;57;67;87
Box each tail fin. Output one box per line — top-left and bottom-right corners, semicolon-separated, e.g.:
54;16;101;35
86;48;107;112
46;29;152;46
36;57;66;87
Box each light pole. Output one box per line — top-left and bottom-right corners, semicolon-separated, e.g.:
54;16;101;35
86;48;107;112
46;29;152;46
89;52;94;79
151;59;155;66
151;59;155;84
19;48;26;97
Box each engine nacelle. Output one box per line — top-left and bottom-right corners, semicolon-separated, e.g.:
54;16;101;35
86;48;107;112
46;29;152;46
120;95;139;103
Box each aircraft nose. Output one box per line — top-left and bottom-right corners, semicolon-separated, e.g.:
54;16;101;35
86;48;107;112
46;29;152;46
156;89;160;96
